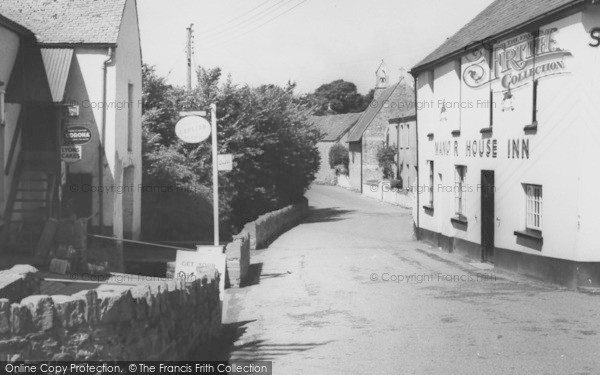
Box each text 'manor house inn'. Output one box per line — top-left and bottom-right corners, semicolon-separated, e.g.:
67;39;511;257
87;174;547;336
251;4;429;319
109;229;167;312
411;0;600;288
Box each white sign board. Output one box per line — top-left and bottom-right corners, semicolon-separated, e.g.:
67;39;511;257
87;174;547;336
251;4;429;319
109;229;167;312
175;250;226;300
61;145;82;163
218;154;233;171
175;115;211;143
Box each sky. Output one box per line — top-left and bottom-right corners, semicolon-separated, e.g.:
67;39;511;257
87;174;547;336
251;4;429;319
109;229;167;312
138;0;495;94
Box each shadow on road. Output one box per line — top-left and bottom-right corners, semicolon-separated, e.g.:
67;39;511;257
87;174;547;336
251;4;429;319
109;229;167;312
197;319;333;361
302;207;354;224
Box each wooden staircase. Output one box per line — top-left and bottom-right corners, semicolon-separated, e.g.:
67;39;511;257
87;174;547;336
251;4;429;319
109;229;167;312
2;152;58;252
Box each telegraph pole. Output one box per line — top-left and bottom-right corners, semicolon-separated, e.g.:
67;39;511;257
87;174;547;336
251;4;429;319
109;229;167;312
186;24;194;92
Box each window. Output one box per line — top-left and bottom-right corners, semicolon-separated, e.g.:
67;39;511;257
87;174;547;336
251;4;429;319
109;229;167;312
455;166;467;216
426;161;434;208
526;184;542;231
127;83;134;151
532;79;538;124
405;124;410;149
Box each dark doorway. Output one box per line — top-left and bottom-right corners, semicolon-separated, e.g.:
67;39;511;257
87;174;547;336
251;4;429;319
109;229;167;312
481;170;495;263
65;173;93;219
21;104;58;152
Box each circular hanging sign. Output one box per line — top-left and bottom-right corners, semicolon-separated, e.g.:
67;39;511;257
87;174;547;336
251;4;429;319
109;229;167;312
175;116;211;143
64;126;92;145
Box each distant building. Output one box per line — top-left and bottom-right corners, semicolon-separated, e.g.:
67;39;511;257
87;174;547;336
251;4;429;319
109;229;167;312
0;0;143;251
311;113;361;185
346;61;416;192
411;0;600;287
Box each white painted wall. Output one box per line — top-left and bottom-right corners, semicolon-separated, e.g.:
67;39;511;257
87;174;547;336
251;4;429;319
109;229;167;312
0;25;21;216
417;10;600;262
62;0;142;240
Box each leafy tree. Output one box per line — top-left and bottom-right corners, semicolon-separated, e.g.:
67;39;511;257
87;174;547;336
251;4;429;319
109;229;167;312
376;143;397;180
328;143;349;169
302;80;372;115
141;64;321;239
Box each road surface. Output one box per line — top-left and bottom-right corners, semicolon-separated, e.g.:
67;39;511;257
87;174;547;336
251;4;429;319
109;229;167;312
218;185;600;374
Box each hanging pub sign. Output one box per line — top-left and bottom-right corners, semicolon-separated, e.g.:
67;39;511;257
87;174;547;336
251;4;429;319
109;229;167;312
64;126;92;145
61;145;83;163
175;115;211;144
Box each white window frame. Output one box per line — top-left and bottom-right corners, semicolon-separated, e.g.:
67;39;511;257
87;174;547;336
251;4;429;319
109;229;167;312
455;165;466;216
427;160;434;208
526;184;543;231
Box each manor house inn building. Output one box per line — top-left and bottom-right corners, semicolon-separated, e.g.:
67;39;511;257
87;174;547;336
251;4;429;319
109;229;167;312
411;0;600;288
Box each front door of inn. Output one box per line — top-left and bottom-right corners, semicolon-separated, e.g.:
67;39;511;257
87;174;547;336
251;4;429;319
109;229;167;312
481;170;495;263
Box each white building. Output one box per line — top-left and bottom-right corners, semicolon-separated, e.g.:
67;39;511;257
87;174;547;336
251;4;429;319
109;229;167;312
0;0;143;252
411;0;600;287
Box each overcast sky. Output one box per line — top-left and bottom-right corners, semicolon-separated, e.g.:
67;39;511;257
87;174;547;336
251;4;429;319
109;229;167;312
138;0;494;94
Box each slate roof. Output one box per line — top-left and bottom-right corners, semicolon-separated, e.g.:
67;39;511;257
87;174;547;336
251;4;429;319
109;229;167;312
346;82;415;143
412;0;585;72
0;0;128;45
311;113;362;142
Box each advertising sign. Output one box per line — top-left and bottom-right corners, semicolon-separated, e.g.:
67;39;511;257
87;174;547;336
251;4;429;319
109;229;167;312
61;145;82;163
64;126;92;145
217;154;233;171
175;250;226;299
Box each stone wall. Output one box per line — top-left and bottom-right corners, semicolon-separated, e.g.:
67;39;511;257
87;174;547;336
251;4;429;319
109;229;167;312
252;198;309;250
225;198;309;288
0;266;41;303
0;269;221;361
225;232;250;288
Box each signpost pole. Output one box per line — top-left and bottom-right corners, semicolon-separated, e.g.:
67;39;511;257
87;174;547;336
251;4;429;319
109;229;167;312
211;103;219;247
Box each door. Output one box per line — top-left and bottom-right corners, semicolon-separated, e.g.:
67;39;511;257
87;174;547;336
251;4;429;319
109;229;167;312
22;104;58;152
481;170;495;263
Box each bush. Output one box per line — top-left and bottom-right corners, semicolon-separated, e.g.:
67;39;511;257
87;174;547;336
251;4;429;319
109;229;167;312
376;144;397;180
329;143;349;169
390;179;403;190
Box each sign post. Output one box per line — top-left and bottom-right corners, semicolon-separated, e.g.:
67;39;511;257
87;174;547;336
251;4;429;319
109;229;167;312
211;104;219;246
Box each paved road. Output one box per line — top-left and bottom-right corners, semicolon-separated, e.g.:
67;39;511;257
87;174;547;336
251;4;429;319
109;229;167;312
220;185;600;374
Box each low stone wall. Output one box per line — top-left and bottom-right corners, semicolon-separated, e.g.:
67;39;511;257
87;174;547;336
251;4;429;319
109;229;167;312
0;268;221;361
252;198;309;250
362;180;414;210
0;266;41;303
225;198;309;288
225;232;250;288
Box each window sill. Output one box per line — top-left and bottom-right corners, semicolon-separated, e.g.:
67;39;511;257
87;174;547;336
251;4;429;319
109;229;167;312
451;215;468;226
451;130;461;137
423;205;434;212
427;133;434;140
524;122;538;132
480;127;493;134
514;229;543;244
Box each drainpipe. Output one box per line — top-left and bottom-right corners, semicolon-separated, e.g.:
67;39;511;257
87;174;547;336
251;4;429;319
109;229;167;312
99;47;114;234
411;71;420;240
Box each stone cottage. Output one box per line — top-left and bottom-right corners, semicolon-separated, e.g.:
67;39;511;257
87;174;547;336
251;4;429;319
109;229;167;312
346;62;416;192
311;113;361;185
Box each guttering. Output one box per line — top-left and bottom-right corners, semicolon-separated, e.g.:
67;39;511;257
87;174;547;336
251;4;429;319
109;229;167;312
38;42;117;49
99;47;114;234
410;0;588;75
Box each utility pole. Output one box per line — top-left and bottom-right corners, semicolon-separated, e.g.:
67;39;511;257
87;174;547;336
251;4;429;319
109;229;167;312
186;23;194;92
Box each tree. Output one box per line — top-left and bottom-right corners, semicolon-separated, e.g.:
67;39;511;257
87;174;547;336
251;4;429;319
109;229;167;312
376;143;397;180
141;64;321;239
302;80;373;115
329;143;349;169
